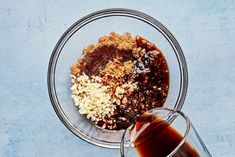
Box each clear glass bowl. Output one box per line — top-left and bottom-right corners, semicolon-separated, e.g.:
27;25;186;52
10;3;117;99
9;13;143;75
47;8;188;148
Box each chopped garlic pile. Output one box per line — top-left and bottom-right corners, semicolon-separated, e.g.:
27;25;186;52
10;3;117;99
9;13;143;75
71;74;116;122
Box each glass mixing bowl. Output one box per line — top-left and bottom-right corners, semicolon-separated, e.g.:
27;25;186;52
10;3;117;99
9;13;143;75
47;8;188;148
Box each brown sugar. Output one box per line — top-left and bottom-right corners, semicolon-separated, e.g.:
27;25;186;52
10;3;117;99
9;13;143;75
97;32;137;51
70;32;137;77
82;32;136;56
100;59;134;79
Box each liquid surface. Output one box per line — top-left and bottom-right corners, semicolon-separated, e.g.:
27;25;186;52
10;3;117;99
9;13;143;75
134;114;200;157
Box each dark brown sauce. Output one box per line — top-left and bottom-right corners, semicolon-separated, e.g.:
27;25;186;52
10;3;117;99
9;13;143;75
83;46;133;76
134;114;200;157
111;37;169;129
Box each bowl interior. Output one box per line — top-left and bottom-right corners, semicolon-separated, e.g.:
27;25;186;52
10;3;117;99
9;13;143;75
48;9;187;148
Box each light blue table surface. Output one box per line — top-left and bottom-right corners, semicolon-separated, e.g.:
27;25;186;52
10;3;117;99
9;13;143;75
1;0;235;157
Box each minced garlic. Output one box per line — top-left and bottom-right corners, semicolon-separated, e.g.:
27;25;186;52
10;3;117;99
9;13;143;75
115;82;137;99
71;73;116;123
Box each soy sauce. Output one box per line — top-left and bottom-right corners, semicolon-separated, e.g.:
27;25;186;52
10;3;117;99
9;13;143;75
134;114;200;157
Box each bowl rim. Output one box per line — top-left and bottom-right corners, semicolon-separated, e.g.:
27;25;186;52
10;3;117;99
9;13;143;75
47;8;188;148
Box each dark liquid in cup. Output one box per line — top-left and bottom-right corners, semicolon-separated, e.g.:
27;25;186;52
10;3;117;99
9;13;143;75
134;114;200;157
